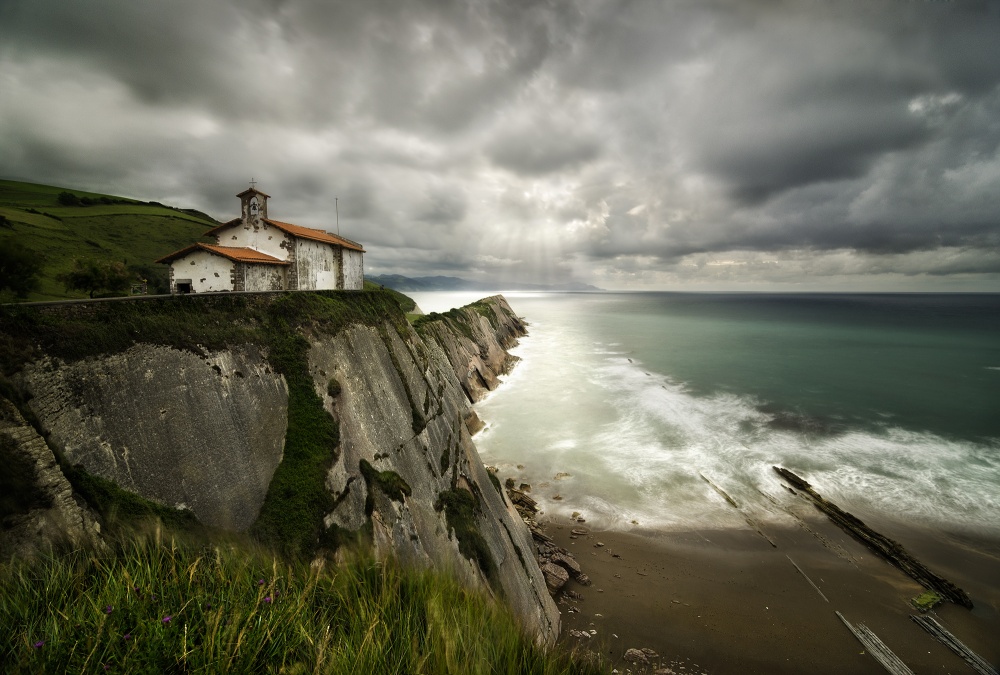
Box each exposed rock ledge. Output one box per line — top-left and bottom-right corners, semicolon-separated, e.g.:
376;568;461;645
0;397;103;560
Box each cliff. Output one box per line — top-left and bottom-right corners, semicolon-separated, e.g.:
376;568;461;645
0;291;558;644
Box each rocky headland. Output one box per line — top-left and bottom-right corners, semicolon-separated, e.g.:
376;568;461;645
0;291;560;645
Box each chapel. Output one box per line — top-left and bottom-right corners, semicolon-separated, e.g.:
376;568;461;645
156;185;364;294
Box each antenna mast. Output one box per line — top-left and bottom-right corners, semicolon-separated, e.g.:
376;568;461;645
335;197;340;236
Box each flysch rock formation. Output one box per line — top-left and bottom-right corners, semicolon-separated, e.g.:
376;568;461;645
18;344;288;531
0;396;103;559
310;295;558;644
2;293;559;644
417;297;527;406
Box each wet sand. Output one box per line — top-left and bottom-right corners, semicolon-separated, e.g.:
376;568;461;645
547;514;1000;674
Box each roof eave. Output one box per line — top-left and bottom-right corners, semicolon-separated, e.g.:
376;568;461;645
155;244;201;264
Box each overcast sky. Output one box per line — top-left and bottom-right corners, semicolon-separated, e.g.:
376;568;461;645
2;0;999;290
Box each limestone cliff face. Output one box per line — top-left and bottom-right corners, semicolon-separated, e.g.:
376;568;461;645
309;296;558;642
18;344;288;531
2;293;558;643
0;397;103;559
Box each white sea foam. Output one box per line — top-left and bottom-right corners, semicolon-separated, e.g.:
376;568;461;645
475;307;1000;537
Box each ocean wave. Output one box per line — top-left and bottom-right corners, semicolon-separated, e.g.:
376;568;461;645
476;312;1000;537
582;355;1000;534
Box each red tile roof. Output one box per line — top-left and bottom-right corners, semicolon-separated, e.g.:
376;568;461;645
264;219;365;252
203;218;365;252
155;243;290;265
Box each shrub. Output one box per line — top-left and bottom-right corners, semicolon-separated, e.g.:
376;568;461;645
57;259;135;298
57;191;81;206
0;243;42;299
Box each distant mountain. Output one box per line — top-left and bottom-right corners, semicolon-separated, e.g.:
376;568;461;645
366;274;602;293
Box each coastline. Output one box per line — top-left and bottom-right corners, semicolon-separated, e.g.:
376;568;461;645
462;291;1000;671
544;514;1000;674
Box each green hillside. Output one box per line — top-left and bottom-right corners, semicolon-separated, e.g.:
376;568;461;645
0;179;219;301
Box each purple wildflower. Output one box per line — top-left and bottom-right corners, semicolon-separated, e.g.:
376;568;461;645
263;596;272;604
105;605;113;615
133;586;139;592
257;579;265;586
123;633;131;641
33;641;44;649
103;664;110;671
162;616;172;624
205;603;213;610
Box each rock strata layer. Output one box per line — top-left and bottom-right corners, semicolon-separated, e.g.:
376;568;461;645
19;344;288;530
309;296;559;642
774;466;973;609
0;396;103;559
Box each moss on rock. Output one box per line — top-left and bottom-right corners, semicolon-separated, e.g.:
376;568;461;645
435;487;498;588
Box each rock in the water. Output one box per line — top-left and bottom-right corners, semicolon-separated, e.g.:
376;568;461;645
540;561;570;593
773;465;973;609
624;648;649;664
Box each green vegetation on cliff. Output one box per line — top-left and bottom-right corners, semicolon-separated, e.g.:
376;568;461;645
436;487;498;589
0;179;219;301
0;532;601;674
363;279;416;313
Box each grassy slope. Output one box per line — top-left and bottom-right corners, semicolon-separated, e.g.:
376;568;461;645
0;179;217;301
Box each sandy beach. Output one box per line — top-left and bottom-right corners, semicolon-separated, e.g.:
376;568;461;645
545;513;1000;674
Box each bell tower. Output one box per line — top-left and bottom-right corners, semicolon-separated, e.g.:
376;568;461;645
237;179;270;229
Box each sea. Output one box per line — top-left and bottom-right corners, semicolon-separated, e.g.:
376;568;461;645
408;291;1000;540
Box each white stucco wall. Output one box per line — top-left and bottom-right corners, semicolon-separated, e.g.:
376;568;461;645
295;239;338;290
172;250;234;293
343;249;364;290
213;223;290;260
244;264;287;292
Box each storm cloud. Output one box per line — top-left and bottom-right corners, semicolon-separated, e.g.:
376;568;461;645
1;0;998;289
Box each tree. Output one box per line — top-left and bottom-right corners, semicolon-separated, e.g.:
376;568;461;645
57;191;81;206
57;259;134;298
0;243;42;299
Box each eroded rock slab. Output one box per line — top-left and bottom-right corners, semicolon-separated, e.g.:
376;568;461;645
20;345;288;530
0;397;102;559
